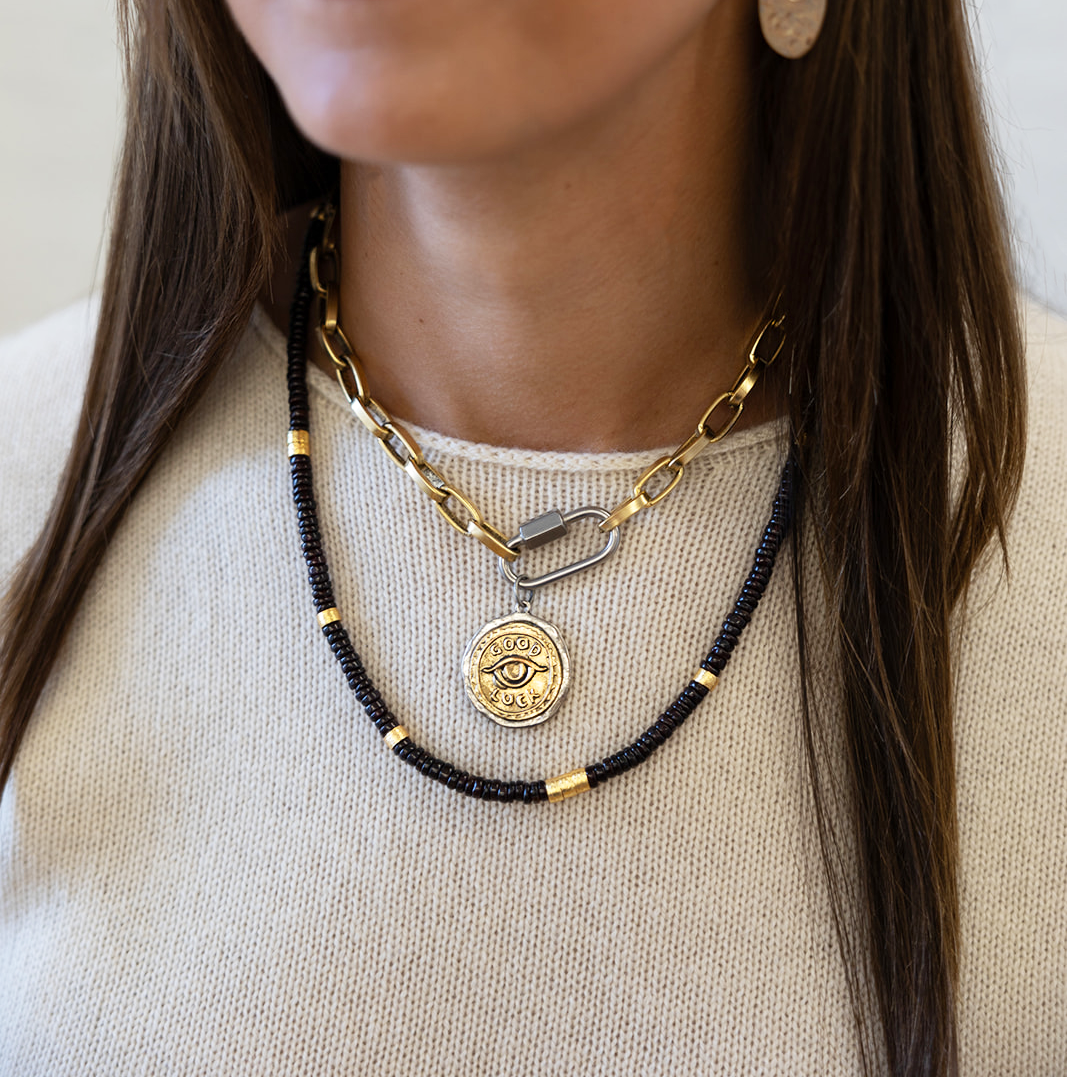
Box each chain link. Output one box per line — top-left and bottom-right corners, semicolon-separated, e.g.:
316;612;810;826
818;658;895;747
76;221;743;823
308;204;784;558
600;317;784;531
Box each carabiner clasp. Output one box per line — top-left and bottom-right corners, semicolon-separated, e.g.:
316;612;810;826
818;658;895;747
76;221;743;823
497;506;621;591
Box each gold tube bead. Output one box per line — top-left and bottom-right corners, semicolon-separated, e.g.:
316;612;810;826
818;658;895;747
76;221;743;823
384;726;410;750
287;430;311;457
546;769;591;803
693;667;719;691
317;607;341;628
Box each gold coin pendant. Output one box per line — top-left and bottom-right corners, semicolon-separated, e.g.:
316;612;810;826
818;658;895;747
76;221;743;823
462;612;570;727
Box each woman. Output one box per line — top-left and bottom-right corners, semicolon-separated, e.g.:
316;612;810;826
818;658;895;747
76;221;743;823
1;0;1063;1072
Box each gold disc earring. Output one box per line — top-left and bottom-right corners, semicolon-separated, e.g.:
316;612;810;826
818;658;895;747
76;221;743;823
758;0;827;59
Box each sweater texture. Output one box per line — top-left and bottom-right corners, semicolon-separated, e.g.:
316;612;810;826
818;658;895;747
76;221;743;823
1;300;1065;1074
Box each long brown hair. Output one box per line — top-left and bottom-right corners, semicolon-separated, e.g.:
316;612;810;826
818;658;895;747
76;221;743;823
0;0;1025;1073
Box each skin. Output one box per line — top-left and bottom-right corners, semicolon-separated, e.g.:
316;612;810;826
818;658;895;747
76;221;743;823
239;0;770;451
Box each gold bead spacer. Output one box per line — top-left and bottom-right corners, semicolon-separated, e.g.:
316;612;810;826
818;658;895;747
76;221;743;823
317;607;341;628
287;429;311;457
546;769;591;803
693;667;719;691
384;726;410;750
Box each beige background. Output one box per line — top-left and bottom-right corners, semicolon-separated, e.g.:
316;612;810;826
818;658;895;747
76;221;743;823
0;1;1064;336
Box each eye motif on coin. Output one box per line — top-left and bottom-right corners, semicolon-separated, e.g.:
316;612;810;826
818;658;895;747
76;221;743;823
463;613;570;727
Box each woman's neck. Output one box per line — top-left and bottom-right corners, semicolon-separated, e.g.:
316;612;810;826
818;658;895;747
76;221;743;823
302;5;767;451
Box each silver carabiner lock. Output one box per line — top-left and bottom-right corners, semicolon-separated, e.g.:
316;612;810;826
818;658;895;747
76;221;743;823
497;506;621;591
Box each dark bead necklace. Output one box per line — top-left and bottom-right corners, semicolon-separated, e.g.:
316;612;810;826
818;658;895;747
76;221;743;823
286;211;795;804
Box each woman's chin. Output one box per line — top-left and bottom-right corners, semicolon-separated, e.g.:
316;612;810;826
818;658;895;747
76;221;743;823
275;57;551;165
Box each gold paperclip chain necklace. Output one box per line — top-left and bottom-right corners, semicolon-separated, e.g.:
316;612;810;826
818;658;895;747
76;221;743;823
305;201;784;728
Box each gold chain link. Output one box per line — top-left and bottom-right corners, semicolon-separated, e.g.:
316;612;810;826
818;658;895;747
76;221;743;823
308;203;784;558
598;318;784;531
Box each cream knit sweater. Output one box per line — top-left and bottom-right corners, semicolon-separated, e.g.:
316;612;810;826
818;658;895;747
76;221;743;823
0;300;1064;1075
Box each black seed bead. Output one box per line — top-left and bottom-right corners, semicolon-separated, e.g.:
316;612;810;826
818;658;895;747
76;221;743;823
666;710;691;732
624;745;645;767
653;719;676;741
681;685;705;708
668;696;692;719
447;771;464;790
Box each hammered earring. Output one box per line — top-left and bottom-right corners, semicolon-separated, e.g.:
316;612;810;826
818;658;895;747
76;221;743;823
758;0;827;59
